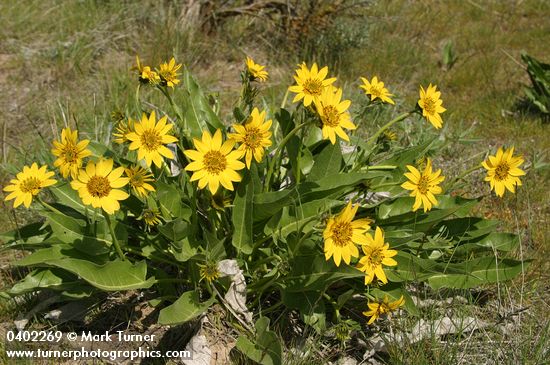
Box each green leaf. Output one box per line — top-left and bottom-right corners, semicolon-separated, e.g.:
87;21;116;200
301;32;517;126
7;268;81;295
236;317;282;365
14;245;74;266
158;291;215;325
454;232;519;256
253;171;386;223
282;252;364;292
282;290;326;333
379;196;479;232
433;217;497;241
44;212;110;256
253;190;293;222
276;199;339;241
49;183;103;220
474;233;519;250
378;197;416;220
385;251;442;282
181;68;224;137
0;222;50;248
87;141;111;158
46;259;155;291
170;237;199;262
308;141;343;181
232;167;256;255
158;219;189;242
157;181;183;218
427;257;529;289
379;137;438;166
297;172;387;202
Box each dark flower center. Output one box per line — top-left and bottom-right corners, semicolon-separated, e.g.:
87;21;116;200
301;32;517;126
331;222;353;247
140;129;162;151
494;163;510;181
20;177;41;194
322;105;341;127
203;151;227;175
87;176;111;198
303;78;323;95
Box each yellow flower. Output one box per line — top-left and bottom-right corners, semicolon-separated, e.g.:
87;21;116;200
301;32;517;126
482;146;525;197
139;208;162;231
70;159;129;215
126;111;178;168
113;118;134;144
184;129;245;194
135;55;160;84
359;76;395;105
246;56;268;82
158;57;182;88
3;163;56;208
314;86;356;144
51;127;92;179
125;165;155;198
228;108;272;168
356;227;397;285
401;158;445;212
383;130;397;142
323;201;372;267
363;295;404;325
288;62;337;106
111;111;125;123
198;261;220;283
418;84;446;129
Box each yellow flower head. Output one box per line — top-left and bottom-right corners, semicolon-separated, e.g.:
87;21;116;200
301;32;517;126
363;295;404;325
3;163;56;208
246;56;268;82
111;111;125;123
482;146;525;197
382;130;397;142
126;111;178;168
139;207;162;231
198;261;220;283
51;127;92;179
135;55;160;85
418;84;446;129
184;129;245;194
323;201;372;267
113;118;135;145
356;227;397;285
359;76;395;105
288;62;337;106
70;159;129;215
125;165;155;198
158;57;182;88
401;158;445;212
314;86;356;144
228;108;272;169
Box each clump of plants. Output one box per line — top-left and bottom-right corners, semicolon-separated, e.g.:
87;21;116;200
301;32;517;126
520;52;550;118
1;54;528;363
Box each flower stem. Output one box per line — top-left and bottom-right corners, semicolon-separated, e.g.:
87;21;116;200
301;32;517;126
366;112;412;149
102;210;125;261
360;165;397;171
135;84;141;110
37;196;63;215
445;163;483;191
264;121;311;192
159;86;185;123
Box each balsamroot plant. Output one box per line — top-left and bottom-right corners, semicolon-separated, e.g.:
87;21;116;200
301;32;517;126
1;55;528;364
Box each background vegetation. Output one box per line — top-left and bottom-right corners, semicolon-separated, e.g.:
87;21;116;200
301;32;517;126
0;0;548;363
